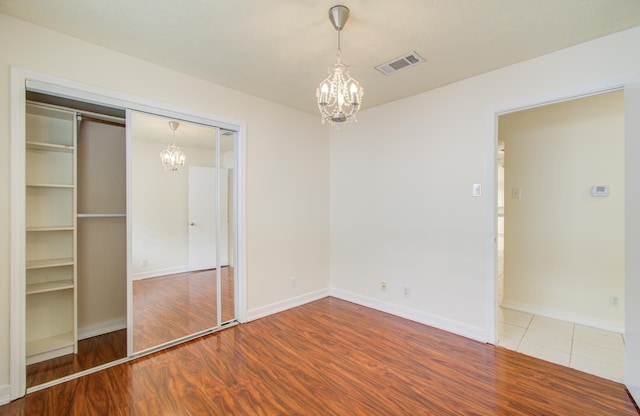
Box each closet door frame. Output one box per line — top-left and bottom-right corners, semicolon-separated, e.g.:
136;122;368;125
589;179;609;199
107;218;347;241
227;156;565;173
9;67;247;399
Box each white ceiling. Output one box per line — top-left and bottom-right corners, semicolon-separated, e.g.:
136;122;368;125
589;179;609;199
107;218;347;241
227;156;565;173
132;111;235;152
2;1;640;115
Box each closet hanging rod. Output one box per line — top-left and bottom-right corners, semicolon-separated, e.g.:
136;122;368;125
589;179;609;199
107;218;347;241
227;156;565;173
77;112;125;127
26;100;125;126
77;213;126;218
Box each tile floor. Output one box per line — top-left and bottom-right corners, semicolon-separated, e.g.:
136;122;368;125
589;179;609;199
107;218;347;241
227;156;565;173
498;308;625;383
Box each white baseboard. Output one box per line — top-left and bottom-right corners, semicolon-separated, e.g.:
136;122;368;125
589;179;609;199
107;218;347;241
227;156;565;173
133;266;191;281
78;317;127;340
500;299;625;334
330;288;488;343
246;289;330;322
0;385;11;406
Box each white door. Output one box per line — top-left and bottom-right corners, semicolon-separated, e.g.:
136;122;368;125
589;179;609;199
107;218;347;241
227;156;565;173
188;167;228;270
625;81;640;404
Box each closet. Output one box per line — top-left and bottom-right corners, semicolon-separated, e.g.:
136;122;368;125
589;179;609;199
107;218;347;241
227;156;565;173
12;76;241;396
24;96;127;374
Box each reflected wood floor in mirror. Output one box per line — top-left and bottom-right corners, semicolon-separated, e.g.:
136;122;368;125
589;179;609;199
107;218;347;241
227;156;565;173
3;297;638;415
133;266;235;352
26;329;127;388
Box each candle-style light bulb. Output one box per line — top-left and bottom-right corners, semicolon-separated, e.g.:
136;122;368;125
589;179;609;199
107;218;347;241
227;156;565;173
320;83;329;104
350;83;358;105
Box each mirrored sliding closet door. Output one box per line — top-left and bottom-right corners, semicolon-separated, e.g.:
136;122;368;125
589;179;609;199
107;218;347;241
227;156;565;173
129;111;238;354
20;91;239;392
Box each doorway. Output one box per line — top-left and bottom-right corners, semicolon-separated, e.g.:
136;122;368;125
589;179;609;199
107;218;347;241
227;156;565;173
495;91;625;382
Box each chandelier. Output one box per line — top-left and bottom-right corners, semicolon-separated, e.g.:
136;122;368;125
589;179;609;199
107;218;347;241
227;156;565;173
316;5;363;126
160;121;186;172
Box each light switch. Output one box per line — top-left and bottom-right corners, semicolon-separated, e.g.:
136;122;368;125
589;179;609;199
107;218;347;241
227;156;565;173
511;187;521;200
472;183;482;197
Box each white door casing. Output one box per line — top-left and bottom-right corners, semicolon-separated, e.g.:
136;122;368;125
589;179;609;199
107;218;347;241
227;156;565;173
624;78;640;404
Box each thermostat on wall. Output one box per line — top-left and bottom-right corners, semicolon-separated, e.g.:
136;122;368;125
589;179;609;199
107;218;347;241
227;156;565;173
591;185;609;197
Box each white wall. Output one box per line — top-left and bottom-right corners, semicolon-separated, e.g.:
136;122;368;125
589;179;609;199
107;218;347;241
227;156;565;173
500;92;624;331
131;139;217;279
0;13;330;392
330;27;640;341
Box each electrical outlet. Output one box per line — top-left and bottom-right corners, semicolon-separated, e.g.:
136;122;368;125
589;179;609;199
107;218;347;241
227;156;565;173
380;281;387;291
609;296;619;308
141;259;148;267
290;277;297;289
402;286;411;298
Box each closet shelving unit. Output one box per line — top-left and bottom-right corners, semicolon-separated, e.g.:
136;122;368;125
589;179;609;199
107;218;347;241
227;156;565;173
25;102;78;364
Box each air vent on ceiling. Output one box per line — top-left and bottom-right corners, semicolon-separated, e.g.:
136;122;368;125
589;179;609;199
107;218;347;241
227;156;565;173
375;51;425;76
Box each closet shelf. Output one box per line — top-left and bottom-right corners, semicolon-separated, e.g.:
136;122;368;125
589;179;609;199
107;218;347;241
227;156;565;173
26;280;74;295
27;183;74;189
26;226;74;232
26;333;74;359
26;258;74;269
25;102;78;364
77;213;126;218
26;141;74;152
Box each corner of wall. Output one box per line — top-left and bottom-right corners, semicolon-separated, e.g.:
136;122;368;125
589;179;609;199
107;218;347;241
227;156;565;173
246;289;330;322
329;288;489;343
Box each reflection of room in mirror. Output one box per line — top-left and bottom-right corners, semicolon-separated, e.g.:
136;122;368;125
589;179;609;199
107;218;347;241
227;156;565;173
132;266;235;352
131;111;237;353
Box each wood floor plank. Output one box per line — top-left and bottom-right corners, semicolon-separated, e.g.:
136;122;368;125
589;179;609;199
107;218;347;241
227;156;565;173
27;266;235;388
133;266;234;351
2;297;638;415
26;329;127;388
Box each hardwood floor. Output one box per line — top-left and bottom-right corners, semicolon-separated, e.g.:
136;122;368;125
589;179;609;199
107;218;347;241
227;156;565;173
26;330;127;388
3;297;638;415
133;266;235;351
26;266;235;387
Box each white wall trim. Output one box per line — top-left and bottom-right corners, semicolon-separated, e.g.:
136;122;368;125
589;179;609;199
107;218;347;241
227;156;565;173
484;106;499;345
246;289;330;322
25;73;242;131
132;266;191;281
501;299;625;334
0;385;11;406
9;67;27;400
125;109;133;356
77;318;127;341
235;123;247;324
331;289;488;343
624;74;640;405
490;74;632;117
